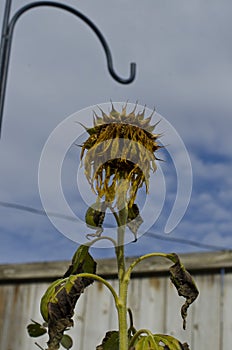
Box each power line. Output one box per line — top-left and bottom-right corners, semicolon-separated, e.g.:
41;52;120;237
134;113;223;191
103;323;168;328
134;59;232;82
0;200;78;221
145;231;228;251
0;200;229;251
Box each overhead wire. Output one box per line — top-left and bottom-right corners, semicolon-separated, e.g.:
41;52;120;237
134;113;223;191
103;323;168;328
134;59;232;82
145;232;228;251
0;200;229;251
0;200;78;221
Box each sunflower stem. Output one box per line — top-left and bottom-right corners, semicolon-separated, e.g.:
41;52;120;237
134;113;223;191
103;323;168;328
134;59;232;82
115;204;129;350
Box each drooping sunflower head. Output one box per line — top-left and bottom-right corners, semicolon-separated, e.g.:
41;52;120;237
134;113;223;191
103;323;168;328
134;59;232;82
80;103;161;209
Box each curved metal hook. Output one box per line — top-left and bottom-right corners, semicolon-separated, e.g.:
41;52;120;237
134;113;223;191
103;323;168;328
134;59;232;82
0;1;136;136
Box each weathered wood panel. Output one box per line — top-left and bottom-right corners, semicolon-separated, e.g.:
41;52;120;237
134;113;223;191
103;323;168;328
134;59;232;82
0;251;231;350
1;250;232;281
223;271;232;350
190;274;222;349
134;276;167;333
0;283;48;350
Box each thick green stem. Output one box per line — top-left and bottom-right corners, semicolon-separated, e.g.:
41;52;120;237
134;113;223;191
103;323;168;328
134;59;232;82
85;235;117;248
73;272;119;305
116;205;129;350
117;276;128;350
125;252;177;281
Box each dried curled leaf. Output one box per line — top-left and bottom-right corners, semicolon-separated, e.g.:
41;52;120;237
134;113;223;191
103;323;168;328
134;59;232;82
46;276;86;349
169;254;199;329
40;245;96;350
126;203;143;242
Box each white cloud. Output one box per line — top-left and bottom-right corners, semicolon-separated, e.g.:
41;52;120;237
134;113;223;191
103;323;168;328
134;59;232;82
0;0;231;262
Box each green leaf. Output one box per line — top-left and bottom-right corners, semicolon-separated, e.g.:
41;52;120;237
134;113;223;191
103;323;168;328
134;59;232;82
154;334;190;350
133;334;190;350
27;320;47;337
40;278;64;322
133;335;159;350
85;202;106;230
96;331;119;350
63;245;97;283
61;334;73;349
169;254;199;329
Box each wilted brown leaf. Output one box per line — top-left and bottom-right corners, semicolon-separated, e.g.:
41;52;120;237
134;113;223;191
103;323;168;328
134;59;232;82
169;254;199;329
43;246;97;350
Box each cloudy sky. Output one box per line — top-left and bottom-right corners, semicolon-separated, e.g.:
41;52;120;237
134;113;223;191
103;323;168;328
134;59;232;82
0;0;231;263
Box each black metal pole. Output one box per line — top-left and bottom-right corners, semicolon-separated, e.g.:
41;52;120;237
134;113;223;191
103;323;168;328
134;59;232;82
0;0;12;135
0;1;136;138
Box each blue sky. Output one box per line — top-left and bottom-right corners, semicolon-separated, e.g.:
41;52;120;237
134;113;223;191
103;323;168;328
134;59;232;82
0;0;232;263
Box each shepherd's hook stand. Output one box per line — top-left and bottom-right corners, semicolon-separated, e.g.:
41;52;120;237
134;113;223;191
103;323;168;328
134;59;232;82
0;0;136;138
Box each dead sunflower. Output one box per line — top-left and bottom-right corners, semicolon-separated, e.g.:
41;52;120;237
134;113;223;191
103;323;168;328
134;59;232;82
80;103;161;210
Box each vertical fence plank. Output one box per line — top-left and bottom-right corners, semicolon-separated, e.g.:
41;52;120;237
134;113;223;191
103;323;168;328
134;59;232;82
133;276;167;333
0;283;50;350
223;271;232;350
191;274;221;350
81;279;117;349
108;279;119;330
22;283;48;350
0;285;14;350
127;278;142;329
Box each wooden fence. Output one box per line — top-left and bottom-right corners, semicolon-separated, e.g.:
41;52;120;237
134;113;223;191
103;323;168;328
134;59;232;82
0;250;232;350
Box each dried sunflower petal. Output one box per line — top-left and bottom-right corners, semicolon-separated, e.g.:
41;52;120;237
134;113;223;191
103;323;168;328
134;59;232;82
80;103;161;209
